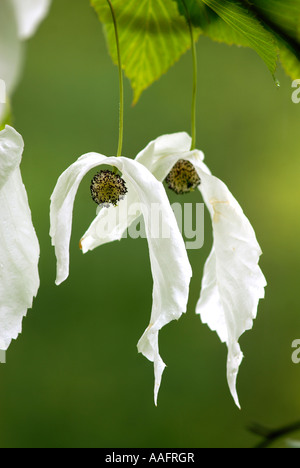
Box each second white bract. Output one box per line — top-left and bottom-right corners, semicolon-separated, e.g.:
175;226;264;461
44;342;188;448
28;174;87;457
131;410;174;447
0;0;51;123
136;132;267;408
50;153;192;405
0;125;40;350
83;133;267;407
11;0;52;40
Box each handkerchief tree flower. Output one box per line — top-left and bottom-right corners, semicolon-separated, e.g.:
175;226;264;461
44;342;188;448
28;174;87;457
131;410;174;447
0;1;51;350
81;1;267;408
50;0;192;405
138;3;267;407
50;153;192;405
0;0;51;124
137;133;267;408
80;132;267;408
0;125;40;351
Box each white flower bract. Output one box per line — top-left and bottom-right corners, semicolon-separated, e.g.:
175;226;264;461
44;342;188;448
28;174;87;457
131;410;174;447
0;0;51;123
11;0;52;40
128;132;266;408
50;153;192;405
0;125;40;350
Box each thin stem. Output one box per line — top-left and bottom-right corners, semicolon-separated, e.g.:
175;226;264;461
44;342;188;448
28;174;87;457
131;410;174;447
249;421;300;448
181;0;197;151
107;0;124;157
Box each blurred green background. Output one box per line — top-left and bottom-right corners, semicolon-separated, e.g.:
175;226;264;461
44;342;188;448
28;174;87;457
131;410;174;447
1;0;300;448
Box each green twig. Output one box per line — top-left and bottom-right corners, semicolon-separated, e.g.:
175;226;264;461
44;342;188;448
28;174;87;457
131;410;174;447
249;421;300;448
181;0;198;151
107;0;124;157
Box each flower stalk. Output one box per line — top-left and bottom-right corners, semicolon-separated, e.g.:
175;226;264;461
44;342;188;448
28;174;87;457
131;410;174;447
107;0;124;158
181;0;198;151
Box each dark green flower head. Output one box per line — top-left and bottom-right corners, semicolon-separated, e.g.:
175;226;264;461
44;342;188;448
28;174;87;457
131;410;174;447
90;169;128;207
166;159;201;195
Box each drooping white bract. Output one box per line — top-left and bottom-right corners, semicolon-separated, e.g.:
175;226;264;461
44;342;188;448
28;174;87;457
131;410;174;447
0;125;40;350
83;133;267;407
50;153;192;405
11;0;52;40
0;0;51;123
137;133;267;408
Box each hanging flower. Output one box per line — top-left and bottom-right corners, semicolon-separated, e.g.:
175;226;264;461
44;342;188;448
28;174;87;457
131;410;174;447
139;132;267;408
0;125;40;350
10;0;52;40
50;152;192;405
0;0;51;123
82;132;267;407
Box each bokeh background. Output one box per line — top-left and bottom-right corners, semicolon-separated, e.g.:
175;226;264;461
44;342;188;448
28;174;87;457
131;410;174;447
1;0;300;448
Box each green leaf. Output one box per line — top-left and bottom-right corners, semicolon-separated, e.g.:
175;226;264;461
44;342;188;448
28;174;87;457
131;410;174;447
176;0;300;82
247;0;300;81
279;41;300;80
199;0;278;74
174;0;279;74
174;0;251;47
175;0;207;25
249;0;300;43
90;0;195;104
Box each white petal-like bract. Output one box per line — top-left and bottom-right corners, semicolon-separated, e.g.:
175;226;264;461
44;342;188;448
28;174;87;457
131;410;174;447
0;0;23;122
0;126;40;350
11;0;52;40
80;133;193;252
194;169;266;408
50;153;192;403
0;0;51;123
134;133;266;407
